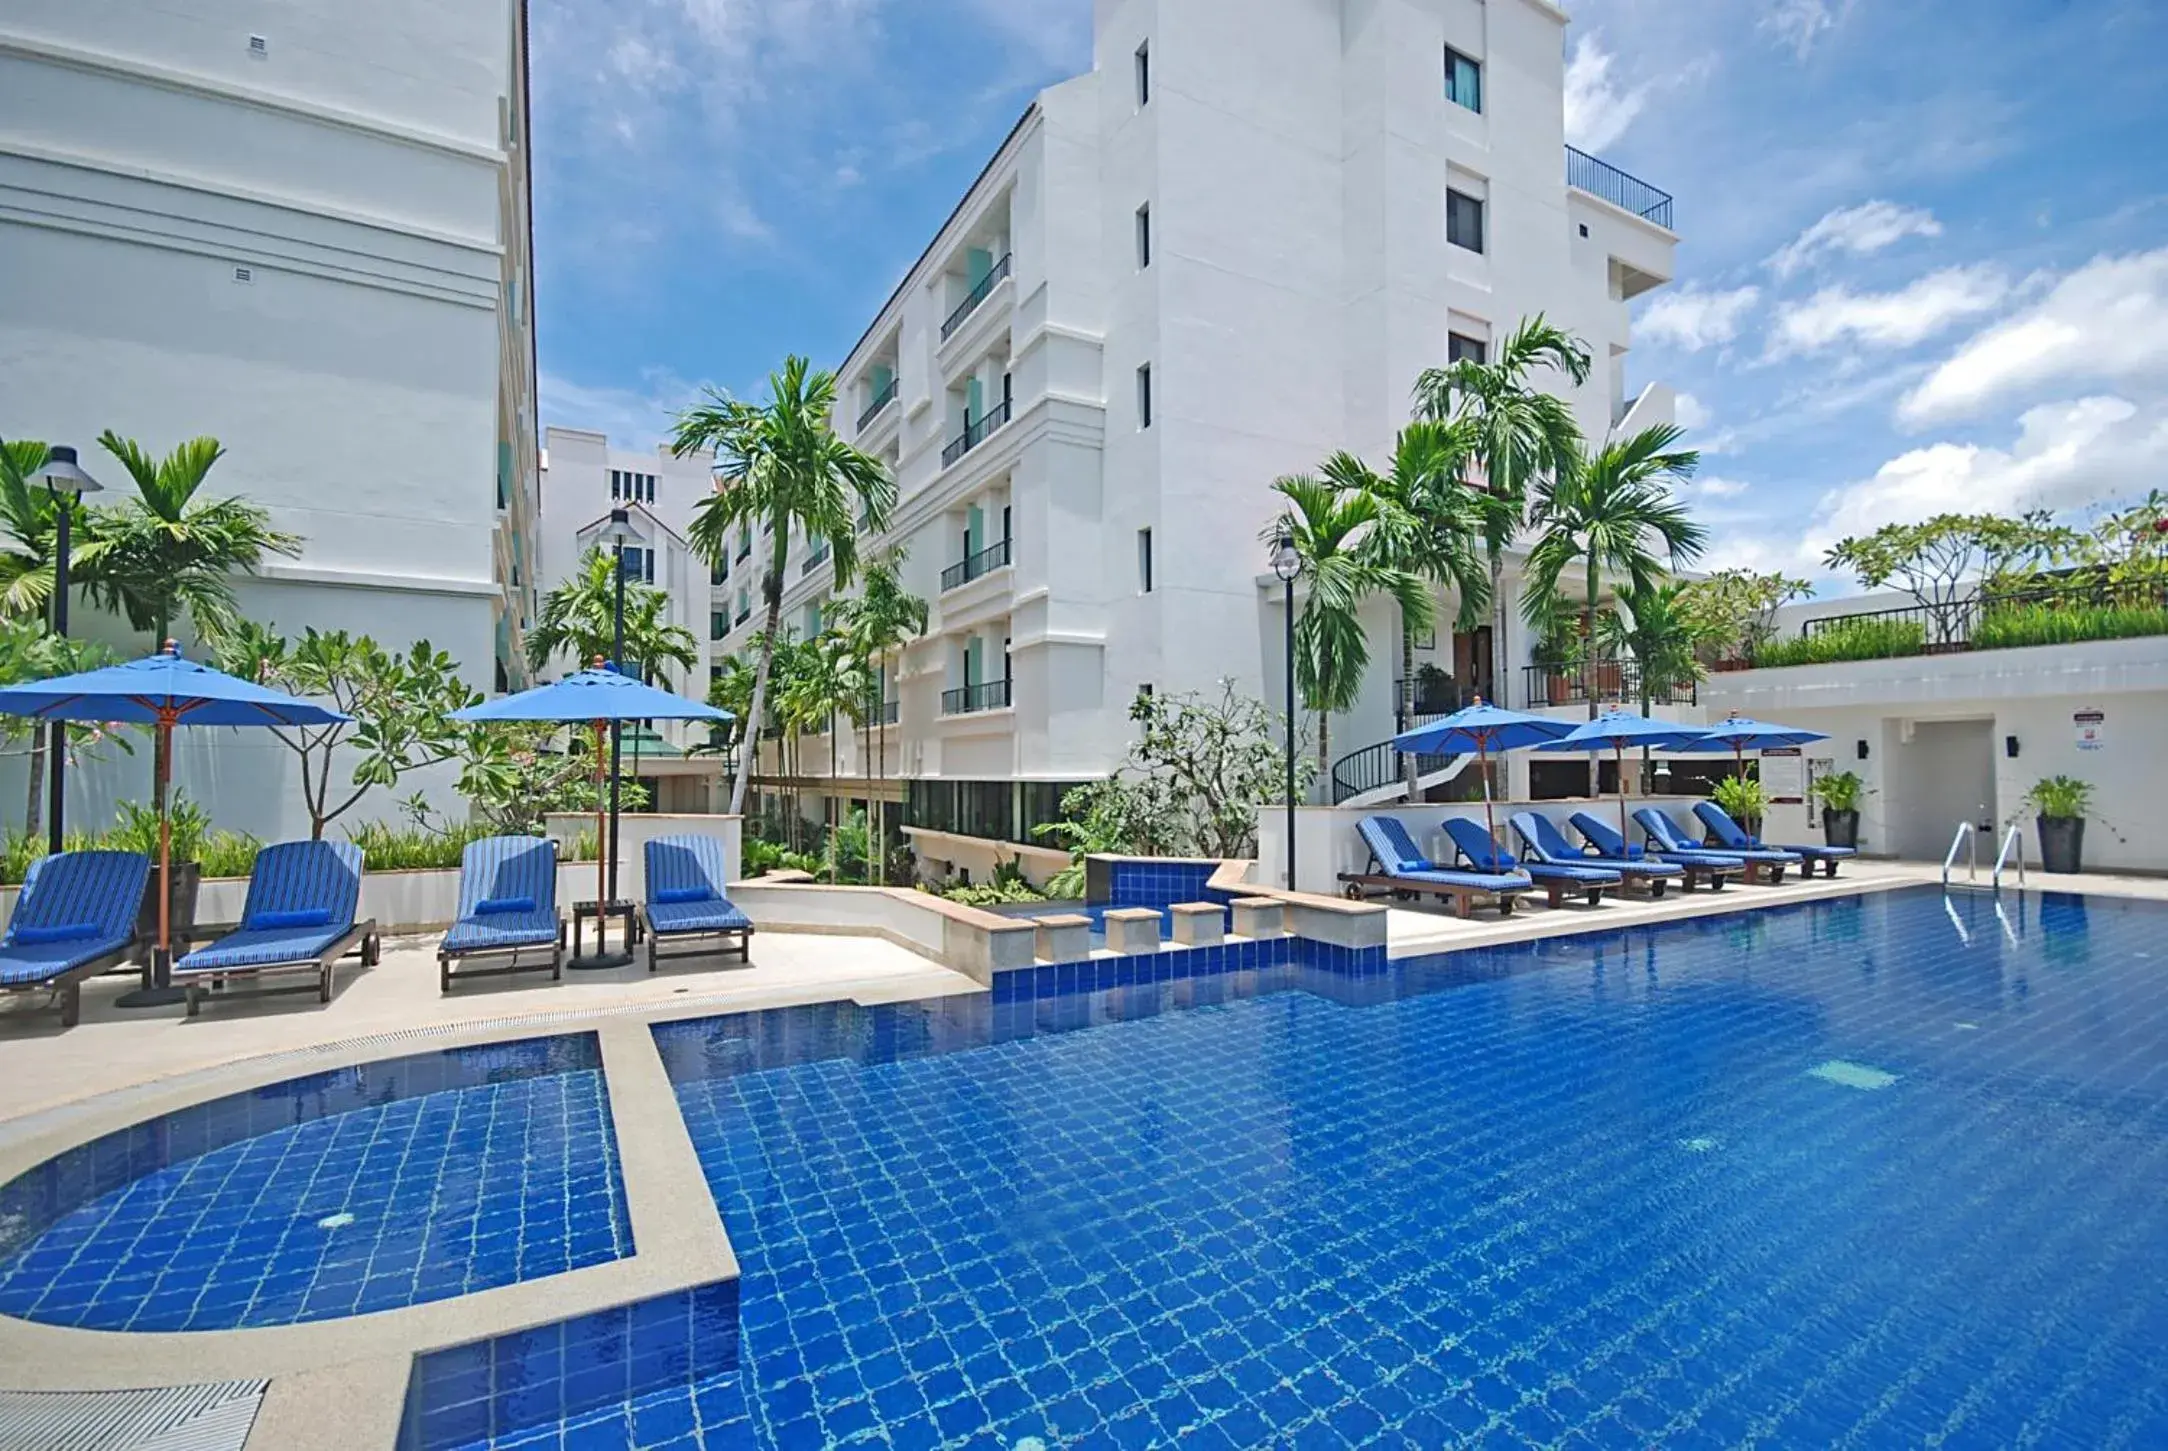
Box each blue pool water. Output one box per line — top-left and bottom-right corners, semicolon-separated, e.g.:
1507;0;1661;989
0;1035;631;1332
651;887;2168;1448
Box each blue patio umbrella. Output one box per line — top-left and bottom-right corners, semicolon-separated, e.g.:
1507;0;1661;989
1539;708;1716;844
0;643;351;1003
453;664;731;967
1392;698;1576;842
1691;713;1831;780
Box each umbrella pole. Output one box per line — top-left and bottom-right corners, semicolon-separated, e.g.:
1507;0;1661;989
1479;739;1497;846
114;715;189;1009
594;720;607;952
1617;742;1630;847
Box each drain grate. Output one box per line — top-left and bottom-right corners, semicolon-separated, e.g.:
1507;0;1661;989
0;1380;265;1451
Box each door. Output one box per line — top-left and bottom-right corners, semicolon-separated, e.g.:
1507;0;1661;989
1452;626;1495;706
1893;719;1996;860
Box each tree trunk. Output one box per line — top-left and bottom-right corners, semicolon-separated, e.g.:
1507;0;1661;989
1584;556;1601;721
1317;710;1331;801
24;726;45;840
729;528;791;816
1400;616;1420;798
830;711;839;884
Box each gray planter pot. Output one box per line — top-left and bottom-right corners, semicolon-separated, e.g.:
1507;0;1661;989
2036;815;2085;875
1821;808;1860;849
135;860;203;959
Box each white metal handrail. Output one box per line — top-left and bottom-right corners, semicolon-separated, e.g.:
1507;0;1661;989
1991;825;2026;890
1942;819;1977;886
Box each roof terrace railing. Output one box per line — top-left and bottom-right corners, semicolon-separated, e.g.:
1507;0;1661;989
1566;145;1674;230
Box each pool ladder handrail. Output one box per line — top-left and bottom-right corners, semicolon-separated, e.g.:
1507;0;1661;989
1942;819;1978;886
1991;825;2026;890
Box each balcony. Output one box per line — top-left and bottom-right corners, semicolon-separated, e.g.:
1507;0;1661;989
940;397;1012;468
801;539;830;578
856;377;899;432
940;536;1011;592
881;699;900;725
1521;659;1697;710
941;679;1011;716
941;253;1013;341
1565;145;1674;230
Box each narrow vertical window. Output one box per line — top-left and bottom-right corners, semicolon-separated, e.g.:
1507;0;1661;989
1135;203;1151;269
1137;363;1153;428
1137;528;1154;594
1445;47;1482;113
1448;331;1488;365
1135;41;1150;107
1447;189;1486;253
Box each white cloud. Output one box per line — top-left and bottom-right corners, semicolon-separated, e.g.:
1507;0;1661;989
1671;393;1742;455
1768;265;2009;356
1899;248;2168;426
1760;0;1853;59
1693;476;1753;499
1672;392;1711;430
1638;286;1762;352
1563;35;1649;152
1768;200;1943;278
540;369;709;453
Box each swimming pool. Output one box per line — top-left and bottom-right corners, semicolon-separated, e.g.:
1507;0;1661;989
653;887;2168;1447
0;1034;631;1332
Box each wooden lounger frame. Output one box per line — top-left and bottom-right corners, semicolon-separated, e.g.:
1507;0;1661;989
1338;863;1528;919
2;938;141;1028
181;919;381;1017
637;910;754;971
438;923;566;993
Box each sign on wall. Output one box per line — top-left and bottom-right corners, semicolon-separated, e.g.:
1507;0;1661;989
2075;708;2106;752
1761;748;1805;803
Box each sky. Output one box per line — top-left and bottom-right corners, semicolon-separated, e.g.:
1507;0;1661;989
529;0;2168;597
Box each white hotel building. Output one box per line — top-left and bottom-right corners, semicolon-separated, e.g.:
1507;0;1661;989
0;0;540;842
710;0;1680;849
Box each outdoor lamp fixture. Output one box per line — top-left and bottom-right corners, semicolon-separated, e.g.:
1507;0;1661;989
31;446;102;854
1271;528;1302;890
591;506;640;960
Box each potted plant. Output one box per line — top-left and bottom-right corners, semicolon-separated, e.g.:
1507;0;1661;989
110;793;211;956
1810;770;1871;848
1710;775;1769;841
1532;629;1578;706
2024;775;2093;874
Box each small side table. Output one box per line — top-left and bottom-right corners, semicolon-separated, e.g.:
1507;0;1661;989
571;899;643;967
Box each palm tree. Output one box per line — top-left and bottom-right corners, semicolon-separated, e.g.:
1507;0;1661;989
1330;422;1493;728
1523;425;1708;717
1599;579;1712;790
526;548;698;681
832;551;928;781
706;646;762;771
788;631;871;881
672;356;897;814
86;432;300;645
1412;316;1591;699
1262;474;1432;784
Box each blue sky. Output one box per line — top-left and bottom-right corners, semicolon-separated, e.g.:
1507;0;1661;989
531;0;2168;596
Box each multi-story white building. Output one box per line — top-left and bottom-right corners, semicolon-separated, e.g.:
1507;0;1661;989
535;427;726;812
710;0;1679;850
0;0;540;841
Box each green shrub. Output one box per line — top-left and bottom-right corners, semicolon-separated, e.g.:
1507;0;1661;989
743;836;819;877
197;831;263;879
344;819;499;872
1809;770;1870;813
941;877;1046;908
1974;601;2168;651
2022;775;2093;821
1752;616;1925;668
1711;776;1769;827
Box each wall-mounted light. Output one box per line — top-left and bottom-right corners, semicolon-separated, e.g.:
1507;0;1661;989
2006;735;2020;759
1856;739;1869;761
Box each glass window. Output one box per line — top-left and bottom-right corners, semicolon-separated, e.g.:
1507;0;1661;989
1135;41;1150;107
1447;189;1485;253
1448;332;1488;365
610;469;621;500
1445;47;1482;113
1137;527;1154;594
1135;204;1151;269
1136;363;1153;428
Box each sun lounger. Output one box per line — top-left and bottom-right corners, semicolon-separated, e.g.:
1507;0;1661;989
1510;813;1683;898
438;836;564;992
1637;808;1793;884
639;835;753;970
0;850;151;1028
1339;816;1534;918
1570;811;1739;891
1692;801;1856;878
1439;816;1621;908
175;840;379;1015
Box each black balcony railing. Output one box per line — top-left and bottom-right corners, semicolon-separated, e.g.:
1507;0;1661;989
1566;145;1674;230
941;678;1012;715
940;536;1012;592
857;377;899;431
1521;659;1697;710
941;397;1012;468
941;253;1013;341
801;541;830;578
1330;740;1459;806
881;699;900;725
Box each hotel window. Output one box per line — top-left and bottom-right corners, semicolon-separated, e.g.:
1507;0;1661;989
1135;41;1150;107
1135;204;1151;269
711;611;727;639
1447;188;1485;253
610;469;622;500
1136;364;1153;429
1137;527;1153;594
1448;332;1488;365
1445;47;1482;113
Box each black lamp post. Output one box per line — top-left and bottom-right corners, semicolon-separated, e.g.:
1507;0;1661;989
31;446;102;853
1271;528;1302;891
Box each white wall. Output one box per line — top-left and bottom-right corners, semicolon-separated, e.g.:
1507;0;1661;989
0;0;535;843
